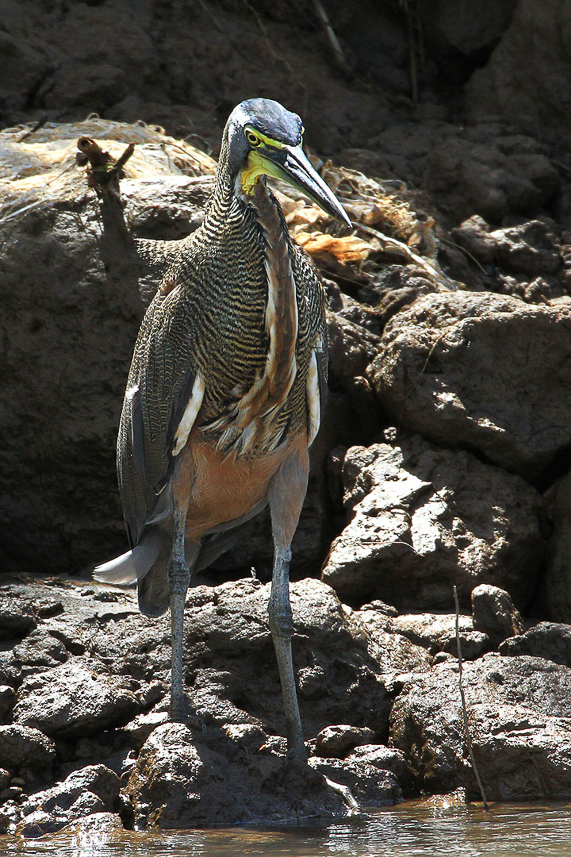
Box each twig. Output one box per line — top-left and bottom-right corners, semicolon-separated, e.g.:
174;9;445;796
17;114;48;142
311;0;351;75
76;137;135;188
405;2;418;102
76;136;136;250
355;220;458;290
454;585;489;812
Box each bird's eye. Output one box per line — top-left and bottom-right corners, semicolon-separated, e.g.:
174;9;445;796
246;129;261;147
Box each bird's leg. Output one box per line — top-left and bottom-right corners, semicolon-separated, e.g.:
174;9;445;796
267;447;309;764
168;503;198;722
268;446;359;812
268;543;306;764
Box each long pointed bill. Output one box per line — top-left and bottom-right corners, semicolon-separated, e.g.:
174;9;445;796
263;144;352;228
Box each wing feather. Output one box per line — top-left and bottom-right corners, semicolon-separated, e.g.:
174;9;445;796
117;286;199;547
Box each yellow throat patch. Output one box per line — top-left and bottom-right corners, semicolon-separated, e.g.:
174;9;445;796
240;149;268;196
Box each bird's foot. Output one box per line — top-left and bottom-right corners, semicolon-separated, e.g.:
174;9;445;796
285;749;360;815
320;773;360;814
170;695;188;723
169;694;205;732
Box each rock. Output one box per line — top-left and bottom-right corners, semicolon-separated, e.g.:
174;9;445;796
122;710;170;750
315;725;376;758
422;134;559;223
0;602;35;638
327;310;384;436
0;120;213;577
370;291;571;477
0;800;22;835
322;434;543;610
384;612;489;661
490;221;561;276
324;743;412;808
60;811;125;836
346;744;409;784
0;31;49;116
18;764;120;838
499;623;571;667
451;215;497;265
12;657;140;738
126;722;351;827
466;0;571;141
12;629;68;670
545;470;571;623
55;765;121;809
0;725;55;775
89;578;391;743
420;0;518;60
0;654;20;690
391;653;571;800
134;680;167;710
348;608;433;678
18;792;106;839
309;756;402;806
0;685;15;723
471;584;525;644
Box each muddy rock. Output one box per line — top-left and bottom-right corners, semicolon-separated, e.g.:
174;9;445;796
122;711;170;751
420;0;518;60
370;291;571;477
86;577;391;743
349;609;433;679
346;744;410;787
327;310;384;438
60;811;125;836
471;584;525;645
18;764;120;838
499;623;571;668
450;215;563;279
183;578;391;741
315;725;376;759
422;134;558;223
0;687;15;723
0;725;55;777
466;0;571;141
386;612;489;661
18;792;106;839
309;755;402;806
391;653;571;800
450;215;497;265
12;629;68;672
12;657;141;738
126;721;350;827
545;470;571;623
0;602;36;639
322;434;543;611
490;220;561;276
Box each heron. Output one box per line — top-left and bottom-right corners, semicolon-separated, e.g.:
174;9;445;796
95;98;351;773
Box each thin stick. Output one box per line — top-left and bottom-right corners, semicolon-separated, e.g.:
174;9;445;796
355;220;459;291
454;585;489;811
17;114;48;142
312;0;351;75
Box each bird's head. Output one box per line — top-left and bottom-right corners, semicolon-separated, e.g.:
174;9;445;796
221;98;351;227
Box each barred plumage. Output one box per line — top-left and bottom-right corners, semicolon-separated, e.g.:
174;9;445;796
95;99;351;774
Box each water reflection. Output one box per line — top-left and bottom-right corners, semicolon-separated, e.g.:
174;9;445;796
2;802;571;857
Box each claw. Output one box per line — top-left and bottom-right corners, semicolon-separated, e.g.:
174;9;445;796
322;775;360;814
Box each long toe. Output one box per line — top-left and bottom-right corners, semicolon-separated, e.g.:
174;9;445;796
284;754;361;816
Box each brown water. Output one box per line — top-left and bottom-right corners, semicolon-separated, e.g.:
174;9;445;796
1;801;571;856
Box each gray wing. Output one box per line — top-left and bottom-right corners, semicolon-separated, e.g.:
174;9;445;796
117;285;198;547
